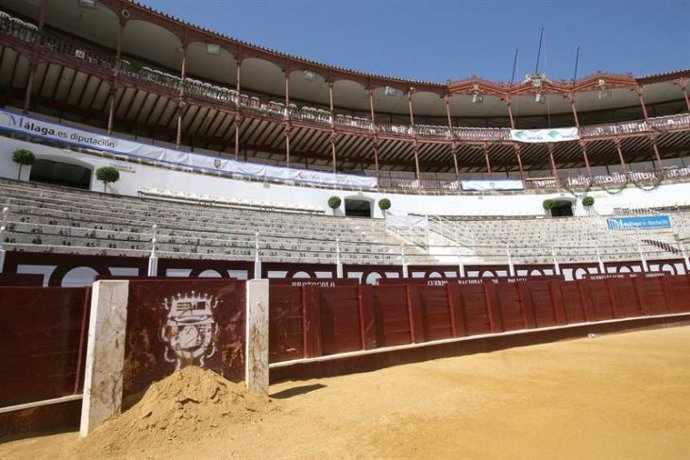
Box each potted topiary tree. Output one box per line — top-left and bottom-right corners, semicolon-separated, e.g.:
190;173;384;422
95;166;120;193
542;199;555;217
582;196;595;216
12;148;35;180
378;198;391;216
327;196;341;216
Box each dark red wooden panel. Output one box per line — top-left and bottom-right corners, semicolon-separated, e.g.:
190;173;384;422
269;285;304;363
0;287;87;406
124;280;246;397
635;276;669;315
370;285;413;347
493;283;525;331
416;286;454;342
580;280;615;321
316;286;362;356
662;275;690;313
557;282;586;323
522;280;558;328
456;284;492;335
608;277;643;318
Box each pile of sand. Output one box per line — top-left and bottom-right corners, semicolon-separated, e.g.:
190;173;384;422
80;366;275;454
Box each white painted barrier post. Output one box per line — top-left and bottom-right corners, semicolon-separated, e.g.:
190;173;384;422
680;242;690;272
639;243;649;272
80;280;130;437
457;247;465;278
551;245;561;276
506;244;515;277
596;244;606;274
147;224;158;277
254;232;262;279
335;237;343;278
401;245;408;278
245;279;269;395
0;207;8;274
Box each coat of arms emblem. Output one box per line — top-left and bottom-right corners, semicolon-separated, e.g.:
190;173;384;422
161;291;218;369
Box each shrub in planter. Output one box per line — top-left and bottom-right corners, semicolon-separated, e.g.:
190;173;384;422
95;166;120;192
582;196;595;207
327;196;341;214
542;199;556;210
378;198;391;213
12;148;35;179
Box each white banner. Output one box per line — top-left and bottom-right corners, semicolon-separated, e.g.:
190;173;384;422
510;127;579;143
461;179;524;191
0;109;377;189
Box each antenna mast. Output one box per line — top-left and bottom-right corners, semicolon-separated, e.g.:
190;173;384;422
534;27;544;76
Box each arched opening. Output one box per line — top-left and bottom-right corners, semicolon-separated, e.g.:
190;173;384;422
344;198;372;218
29;159;92;189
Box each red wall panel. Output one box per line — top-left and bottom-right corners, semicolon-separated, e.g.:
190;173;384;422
493;283;526;332
414;286;454;342
580;280;616;321
456;284;493;335
369;285;413;347
0;287;87;407
521;281;559;328
269;285;304;363
317;287;362;355
662;275;690;313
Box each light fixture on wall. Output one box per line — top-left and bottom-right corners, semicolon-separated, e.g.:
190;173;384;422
534;92;545;103
597;79;612;100
79;0;97;8
471;82;483;104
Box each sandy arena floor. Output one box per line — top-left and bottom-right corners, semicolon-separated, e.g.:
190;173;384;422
2;325;689;459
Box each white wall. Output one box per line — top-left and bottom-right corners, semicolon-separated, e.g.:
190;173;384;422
3;136;690;218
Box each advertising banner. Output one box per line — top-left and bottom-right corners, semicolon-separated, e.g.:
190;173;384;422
461;179;524;191
510;127;579;143
0;109;377;189
606;215;671;230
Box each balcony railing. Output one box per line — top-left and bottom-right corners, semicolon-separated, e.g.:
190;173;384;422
3;13;689;146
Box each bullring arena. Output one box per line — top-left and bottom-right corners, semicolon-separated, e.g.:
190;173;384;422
1;0;690;458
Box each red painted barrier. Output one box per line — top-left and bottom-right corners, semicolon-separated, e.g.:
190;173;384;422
267;275;690;364
269;285;304;362
0;287;88;407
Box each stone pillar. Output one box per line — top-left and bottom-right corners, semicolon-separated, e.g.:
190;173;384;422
245;279;269;395
80;280;130;437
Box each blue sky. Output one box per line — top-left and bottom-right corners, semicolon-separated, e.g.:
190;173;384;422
142;0;688;83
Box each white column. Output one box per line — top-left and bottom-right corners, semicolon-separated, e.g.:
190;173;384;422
680;242;690;273
596;244;606;274
639;243;649;272
245;279;269;395
254;232;262;279
0;207;8;274
147;224;158;277
335;237;343;278
551;245;561;276
401;245;408;278
506;244;515;277
80;280;130;437
457;248;465;278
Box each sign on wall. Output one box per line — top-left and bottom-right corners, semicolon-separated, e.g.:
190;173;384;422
0;109;377;189
606;215;671;230
510;127;579;143
461;179;524;191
